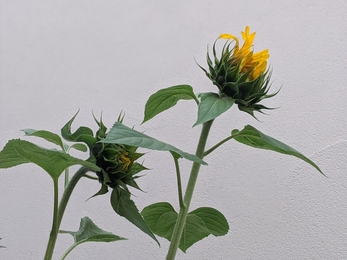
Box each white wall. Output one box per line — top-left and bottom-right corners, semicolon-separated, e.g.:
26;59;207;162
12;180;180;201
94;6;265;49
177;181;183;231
1;1;346;259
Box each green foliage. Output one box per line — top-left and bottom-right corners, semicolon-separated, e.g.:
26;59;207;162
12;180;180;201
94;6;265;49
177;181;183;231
143;85;197;123
142;202;229;252
102;122;207;165
22;129;64;149
232;125;324;174
61;112;97;149
0;238;4;248
60;217;126;259
0;139;99;180
22;129;88;153
194;92;234;126
111;188;159;245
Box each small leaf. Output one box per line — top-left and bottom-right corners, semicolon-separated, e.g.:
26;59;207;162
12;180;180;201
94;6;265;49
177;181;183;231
102;122;207;165
0;139;100;180
22;129;64;149
142;202;229;252
60;217;126;259
232;125;324;175
61;111;97;149
143;85;197;123
194;92;234;126
70;143;88;152
110;188;159;245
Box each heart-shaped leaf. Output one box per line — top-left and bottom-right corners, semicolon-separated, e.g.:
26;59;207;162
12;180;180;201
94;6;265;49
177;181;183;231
143;85;197;123
194;92;234;126
141;202;229;252
60;217;126;259
110;188;159;245
0;139;100;180
101;122;206;165
232;125;324;175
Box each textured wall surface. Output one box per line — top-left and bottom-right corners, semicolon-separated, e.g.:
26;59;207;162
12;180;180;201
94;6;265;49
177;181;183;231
1;1;346;259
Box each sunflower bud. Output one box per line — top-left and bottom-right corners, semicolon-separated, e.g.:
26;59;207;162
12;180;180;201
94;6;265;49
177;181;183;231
203;26;277;116
91;141;144;191
91;115;146;194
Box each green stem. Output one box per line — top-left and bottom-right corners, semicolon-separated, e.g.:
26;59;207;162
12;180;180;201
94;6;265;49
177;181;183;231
203;135;234;157
172;153;184;208
64;168;69;188
44;167;90;260
166;120;213;260
44;179;59;260
57;167;90;227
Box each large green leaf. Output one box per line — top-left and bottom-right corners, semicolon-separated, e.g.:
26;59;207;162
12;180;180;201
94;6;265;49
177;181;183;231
102;122;207;165
194;92;234;126
110;188;159;245
143;85;197;123
141;202;229;252
61;112;97;149
22;129;64;149
232;125;324;175
60;217;126;259
0;139;100;180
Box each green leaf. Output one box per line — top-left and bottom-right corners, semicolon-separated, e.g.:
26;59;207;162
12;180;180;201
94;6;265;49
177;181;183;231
70;143;88;152
61;112;97;149
189;207;229;236
0;139;100;180
232;125;324;175
143;85;197;123
110;188;159;245
142;202;229;252
102;122;207;165
22;129;64;149
59;217;126;260
0;238;5;248
194;92;234;126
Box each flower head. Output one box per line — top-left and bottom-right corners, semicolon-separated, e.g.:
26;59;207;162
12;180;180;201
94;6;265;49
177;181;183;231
91;115;146;195
202;26;277;116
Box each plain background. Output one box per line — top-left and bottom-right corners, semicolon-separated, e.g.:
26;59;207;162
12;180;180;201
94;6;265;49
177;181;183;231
1;1;347;259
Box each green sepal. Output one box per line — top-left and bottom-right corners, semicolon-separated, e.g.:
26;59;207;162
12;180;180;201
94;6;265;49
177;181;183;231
194;92;234;126
232;125;324;175
102;122;207;165
143;85;198;123
0;139;100;180
110;188;159;245
61;111;97;149
92;112;108;140
59;217;126;259
141;202;229;252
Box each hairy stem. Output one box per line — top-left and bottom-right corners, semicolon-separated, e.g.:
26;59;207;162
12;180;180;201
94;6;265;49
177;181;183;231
166;120;213;260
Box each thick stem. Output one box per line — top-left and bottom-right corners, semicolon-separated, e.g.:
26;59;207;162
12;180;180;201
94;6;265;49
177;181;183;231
57;167;89;227
43;167;90;260
44;179;59;260
166;120;213;260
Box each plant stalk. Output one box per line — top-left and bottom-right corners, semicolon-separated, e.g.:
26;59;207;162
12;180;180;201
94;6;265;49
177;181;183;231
166;120;213;260
44;167;90;260
44;179;59;260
